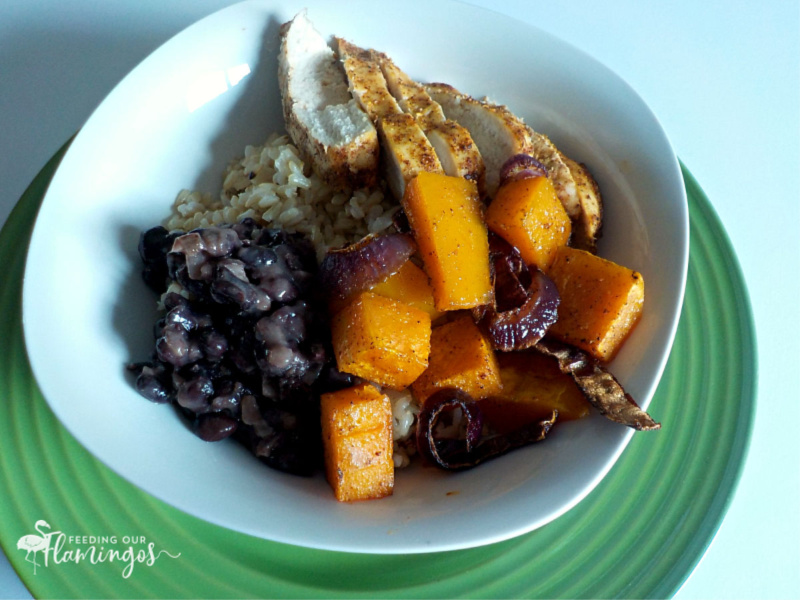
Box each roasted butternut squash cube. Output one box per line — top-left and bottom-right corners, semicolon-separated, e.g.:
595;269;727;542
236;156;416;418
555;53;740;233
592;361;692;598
485;176;572;270
411;313;502;402
480;352;590;433
402;172;493;311
331;292;431;390
369;260;443;321
320;383;394;502
547;246;645;362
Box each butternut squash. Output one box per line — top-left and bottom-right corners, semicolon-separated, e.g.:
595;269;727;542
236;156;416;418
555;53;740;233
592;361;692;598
546;246;645;362
480;352;589;434
402;172;492;311
484;175;571;270
331;291;431;389
320;383;394;502
411;313;502;402
369;260;443;321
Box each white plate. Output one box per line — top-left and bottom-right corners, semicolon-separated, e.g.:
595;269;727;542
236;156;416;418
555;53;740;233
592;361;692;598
22;0;688;553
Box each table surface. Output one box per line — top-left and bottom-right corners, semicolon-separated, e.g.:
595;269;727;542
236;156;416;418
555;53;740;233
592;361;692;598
1;1;798;598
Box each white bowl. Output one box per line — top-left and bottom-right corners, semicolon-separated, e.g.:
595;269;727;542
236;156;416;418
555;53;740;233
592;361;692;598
22;0;688;553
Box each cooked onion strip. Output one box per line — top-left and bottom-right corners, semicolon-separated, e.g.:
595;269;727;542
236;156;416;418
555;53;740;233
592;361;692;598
534;338;661;431
416;388;558;471
476;234;560;351
318;232;416;312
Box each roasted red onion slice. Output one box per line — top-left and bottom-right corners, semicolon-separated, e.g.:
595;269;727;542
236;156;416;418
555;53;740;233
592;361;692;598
488;233;530;310
318;232;416;312
476;234;560;351
416;388;558;471
499;154;549;187
534;338;661;431
482;269;560;351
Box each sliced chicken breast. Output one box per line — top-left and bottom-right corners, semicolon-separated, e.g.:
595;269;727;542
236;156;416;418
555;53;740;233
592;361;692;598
379;56;485;196
278;11;379;190
334;37;403;120
425;82;533;198
377;113;443;201
561;155;604;252
335;38;442;200
379;53;446;129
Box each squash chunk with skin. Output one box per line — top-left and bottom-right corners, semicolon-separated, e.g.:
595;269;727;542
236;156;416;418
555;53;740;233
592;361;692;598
321;383;394;502
331;292;431;390
547;246;645;362
485;176;571;271
369;260;443;321
412;313;502;402
402;172;493;311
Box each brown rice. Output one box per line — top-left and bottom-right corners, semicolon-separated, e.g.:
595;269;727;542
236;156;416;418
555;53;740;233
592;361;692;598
164;133;399;260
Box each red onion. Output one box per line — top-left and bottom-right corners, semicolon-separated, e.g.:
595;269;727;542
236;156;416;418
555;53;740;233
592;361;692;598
534;338;661;431
481;269;560;351
416;388;558;471
318;233;417;312
477;234;560;351
499;154;548;187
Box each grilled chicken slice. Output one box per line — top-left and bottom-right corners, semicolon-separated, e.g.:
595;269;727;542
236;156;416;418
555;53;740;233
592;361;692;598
523;128;581;221
425;82;534;198
334;37;403;120
335;38;442;200
278;12;379;190
561;155;604;253
379;54;444;129
379;55;485;196
378;113;444;201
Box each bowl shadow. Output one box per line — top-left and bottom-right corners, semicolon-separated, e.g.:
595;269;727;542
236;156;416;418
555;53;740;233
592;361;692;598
190;15;284;195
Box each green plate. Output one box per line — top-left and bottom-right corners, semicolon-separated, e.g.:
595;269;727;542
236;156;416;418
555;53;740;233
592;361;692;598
0;142;756;599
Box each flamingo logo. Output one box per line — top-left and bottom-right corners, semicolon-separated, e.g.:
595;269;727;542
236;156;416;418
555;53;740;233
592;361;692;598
16;520;54;575
15;520;181;578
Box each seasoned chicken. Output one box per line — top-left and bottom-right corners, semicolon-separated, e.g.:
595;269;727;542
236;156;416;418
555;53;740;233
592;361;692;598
425;82;533;198
379;54;445;129
561;155;604;253
335;38;442;200
378;113;444;202
378;55;485;196
524;128;581;224
334;37;403;120
277;12;379;190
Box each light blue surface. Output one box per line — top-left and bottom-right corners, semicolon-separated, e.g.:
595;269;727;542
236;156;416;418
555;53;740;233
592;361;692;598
1;1;798;598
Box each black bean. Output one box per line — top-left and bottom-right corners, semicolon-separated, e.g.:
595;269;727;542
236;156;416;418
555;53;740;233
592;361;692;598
176;376;214;413
165;304;199;331
238;245;277;270
200;329;228;360
131;364;172;404
231;217;258;241
139;227;183;293
162;291;188;311
156;324;202;367
210;267;258;308
259;275;297;303
197;226;241;257
210;380;244;415
195;414;238;441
